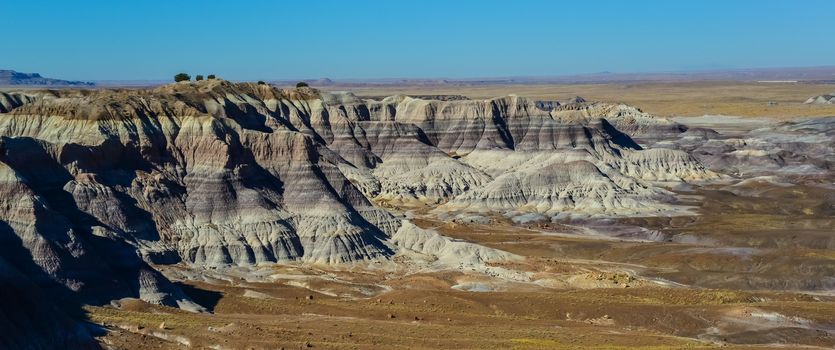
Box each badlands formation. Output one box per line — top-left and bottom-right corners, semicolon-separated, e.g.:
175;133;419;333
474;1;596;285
806;92;835;104
1;80;834;349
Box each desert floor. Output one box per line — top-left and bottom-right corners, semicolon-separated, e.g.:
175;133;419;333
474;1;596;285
349;81;835;120
89;180;835;349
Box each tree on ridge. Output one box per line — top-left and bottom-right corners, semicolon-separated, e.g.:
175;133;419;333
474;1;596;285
174;73;191;82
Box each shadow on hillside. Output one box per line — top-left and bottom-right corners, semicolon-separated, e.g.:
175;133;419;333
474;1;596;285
176;282;223;313
0;221;101;349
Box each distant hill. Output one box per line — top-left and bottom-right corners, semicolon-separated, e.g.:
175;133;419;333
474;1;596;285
270;66;835;87
0;70;94;86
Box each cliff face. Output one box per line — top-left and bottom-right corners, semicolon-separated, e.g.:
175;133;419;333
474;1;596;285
0;80;716;311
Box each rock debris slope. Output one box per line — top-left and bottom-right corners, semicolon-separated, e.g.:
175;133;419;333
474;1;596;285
0;81;715;309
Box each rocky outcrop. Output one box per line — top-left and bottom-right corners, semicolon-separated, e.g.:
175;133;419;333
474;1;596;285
0;155;202;310
666;116;835;179
0;80;717;311
551;102;688;142
0;92;36;113
391;221;519;268
804;93;835;105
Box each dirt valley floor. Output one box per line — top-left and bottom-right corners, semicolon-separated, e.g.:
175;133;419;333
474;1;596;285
0;81;833;349
89;179;835;349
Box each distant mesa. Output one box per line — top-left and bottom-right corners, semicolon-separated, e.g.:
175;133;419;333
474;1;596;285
0;70;94;87
804;93;835;105
296;77;335;86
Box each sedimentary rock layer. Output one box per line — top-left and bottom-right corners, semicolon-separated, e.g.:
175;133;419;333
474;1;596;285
0;81;715;311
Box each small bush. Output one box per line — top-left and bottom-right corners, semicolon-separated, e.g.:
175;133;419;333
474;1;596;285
257;81;266;85
296;82;309;88
174;73;191;82
207;74;216;80
195;75;204;81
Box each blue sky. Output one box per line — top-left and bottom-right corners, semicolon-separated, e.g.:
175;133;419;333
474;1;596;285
2;0;834;81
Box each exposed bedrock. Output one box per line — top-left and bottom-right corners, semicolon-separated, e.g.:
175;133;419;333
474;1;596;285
804;93;835;105
0;80;716;310
654;116;835;179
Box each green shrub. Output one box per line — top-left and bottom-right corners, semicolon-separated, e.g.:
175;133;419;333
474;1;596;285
257;81;266;85
195;75;204;81
296;81;309;88
174;73;190;82
207;74;216;80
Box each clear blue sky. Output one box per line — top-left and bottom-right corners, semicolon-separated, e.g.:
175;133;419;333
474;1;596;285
2;0;834;81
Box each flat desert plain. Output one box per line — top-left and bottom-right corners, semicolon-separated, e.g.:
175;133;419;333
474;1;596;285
349;81;835;120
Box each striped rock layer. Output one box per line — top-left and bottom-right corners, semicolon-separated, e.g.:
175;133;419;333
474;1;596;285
0;81;715;311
